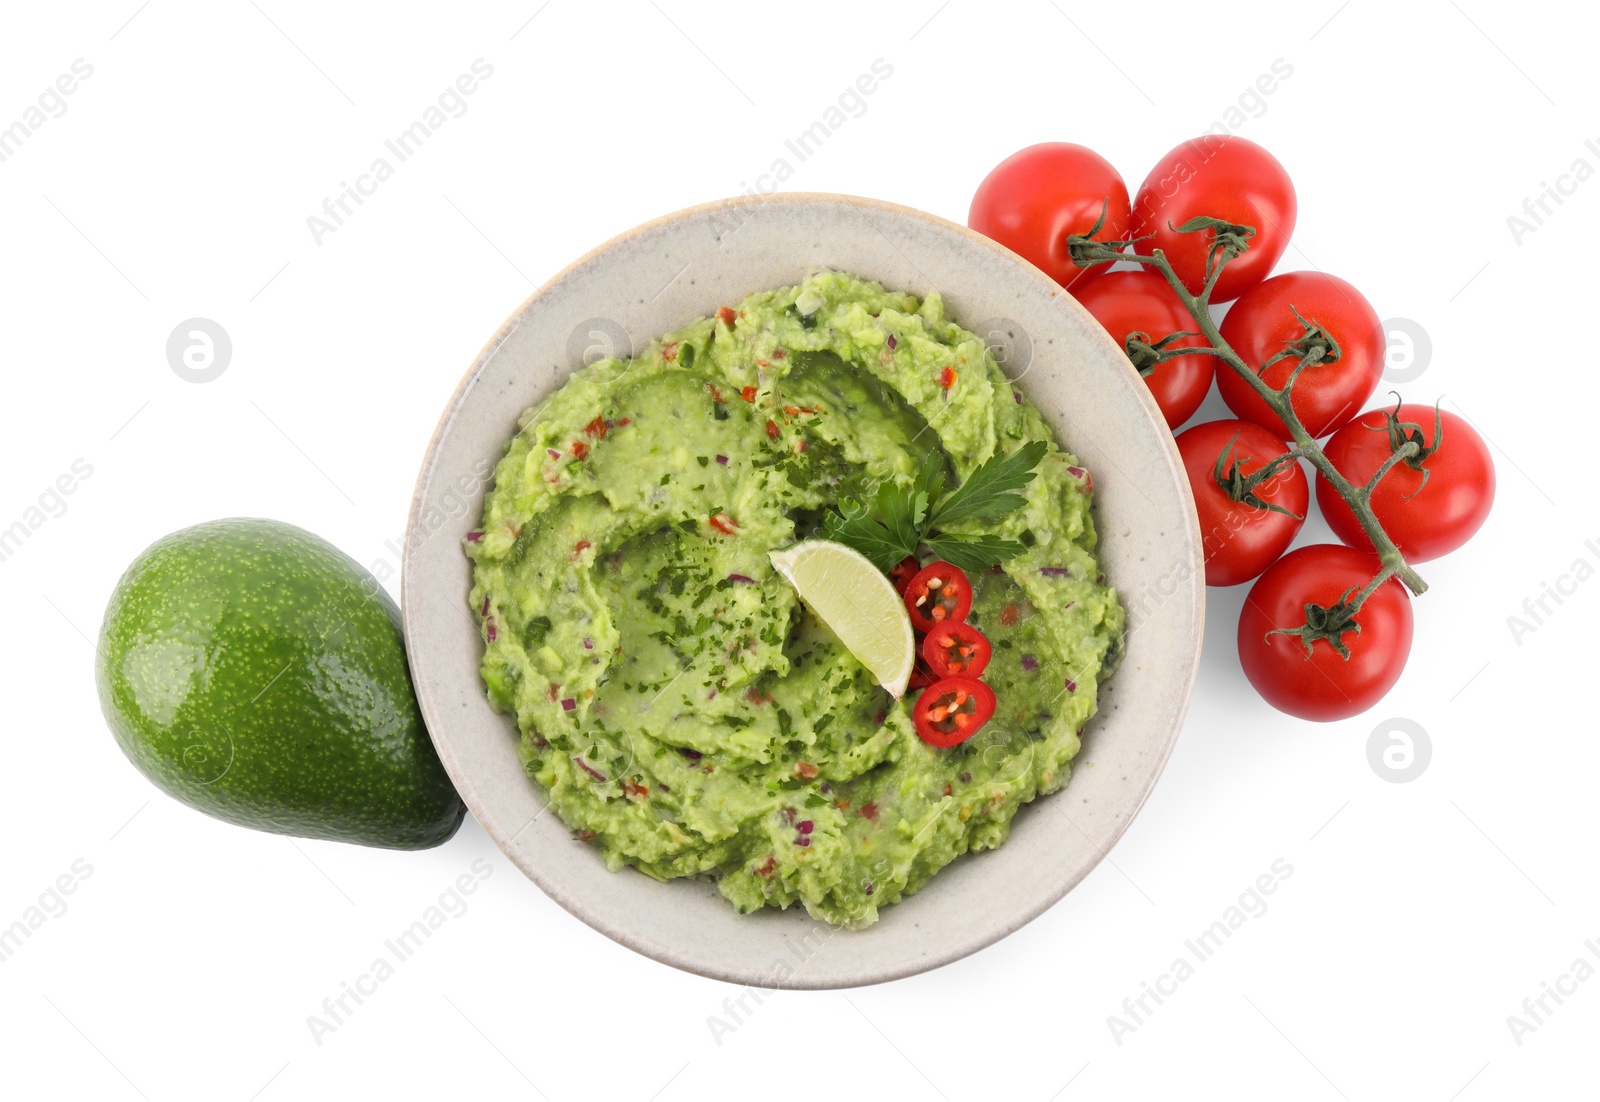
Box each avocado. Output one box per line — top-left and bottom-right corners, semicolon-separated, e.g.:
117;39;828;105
96;518;464;849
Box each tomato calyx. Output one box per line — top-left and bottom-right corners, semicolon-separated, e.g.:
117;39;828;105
1262;306;1342;383
1170;214;1256;285
1266;585;1366;660
1067;199;1151;273
1212;430;1305;519
1123;329;1204;379
1372;394;1444;492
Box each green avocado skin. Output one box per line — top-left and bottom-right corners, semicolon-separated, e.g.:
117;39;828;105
96;518;464;849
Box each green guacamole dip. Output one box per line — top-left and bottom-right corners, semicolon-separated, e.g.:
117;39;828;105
467;270;1123;928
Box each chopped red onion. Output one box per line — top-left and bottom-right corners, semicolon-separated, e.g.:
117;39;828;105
583;638;594;650
726;573;756;585
572;756;606;782
715;454;729;465
1064;678;1077;693
886;334;897;350
561;698;576;711
1040;567;1070;577
1021;654;1038;671
797;820;814;835
466;531;483;542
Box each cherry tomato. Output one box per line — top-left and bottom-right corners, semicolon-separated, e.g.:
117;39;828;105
889;555;920;597
1316;403;1495;563
1131;135;1296;304
903;561;973;633
1177;419;1308;586
1237;545;1413;722
922;621;992;679
1217;272;1384;439
912;676;997;747
969;143;1131;291
1074;270;1214;429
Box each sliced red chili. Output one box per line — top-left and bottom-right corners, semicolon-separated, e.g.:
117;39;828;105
888;555;920;597
938;366;957;389
716;306;737;327
709;512;738;536
922;621;991;679
740;385;758;402
902;561;973;633
912;676;995;748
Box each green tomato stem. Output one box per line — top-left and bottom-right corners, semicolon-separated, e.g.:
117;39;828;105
1116;248;1429;600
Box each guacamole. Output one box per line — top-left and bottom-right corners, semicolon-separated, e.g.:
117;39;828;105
466;270;1123;928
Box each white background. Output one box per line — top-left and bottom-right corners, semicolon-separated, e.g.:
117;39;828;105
2;2;1595;1099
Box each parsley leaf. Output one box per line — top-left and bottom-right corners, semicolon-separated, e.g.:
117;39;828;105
820;499;915;573
929;441;1048;526
924;534;1026;572
876;479;919;553
819;443;1045;573
913;459;944;528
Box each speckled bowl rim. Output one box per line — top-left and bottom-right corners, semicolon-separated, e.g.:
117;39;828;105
403;193;1204;989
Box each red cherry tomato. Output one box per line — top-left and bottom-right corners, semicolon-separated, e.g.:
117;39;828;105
969;143;1132;291
1217;272;1384;439
912;676;997;747
922;621;992;679
1074;270;1215;429
903;561;973;633
1131;135;1296;304
1176;419;1308;586
1316;403;1495;563
1237;545;1413;722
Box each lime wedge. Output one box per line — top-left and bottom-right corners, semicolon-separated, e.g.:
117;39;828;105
769;539;915;698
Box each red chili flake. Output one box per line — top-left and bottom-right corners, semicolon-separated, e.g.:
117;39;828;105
709;512;738;536
548;683;559;701
938;366;957;389
795;439;808;453
466;531;483;542
755;855;777;878
943;784;953;797
616;417;631;427
706;382;726;403
571;440;590;460
572;829;596;840
621;779;649;800
796;820;814;834
740;385;758;402
859;802;879;822
772;348;788;360
573;756;606;782
570;539;592;561
584;416;608;439
765;419;779;439
561;697;577;711
794;761;819;781
662;341;681;361
717;306;737;327
999;603;1021;626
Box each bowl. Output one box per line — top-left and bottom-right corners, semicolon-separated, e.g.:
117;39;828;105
402;193;1203;988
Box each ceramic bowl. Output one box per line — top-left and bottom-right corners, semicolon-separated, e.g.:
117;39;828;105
402;193;1203;988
